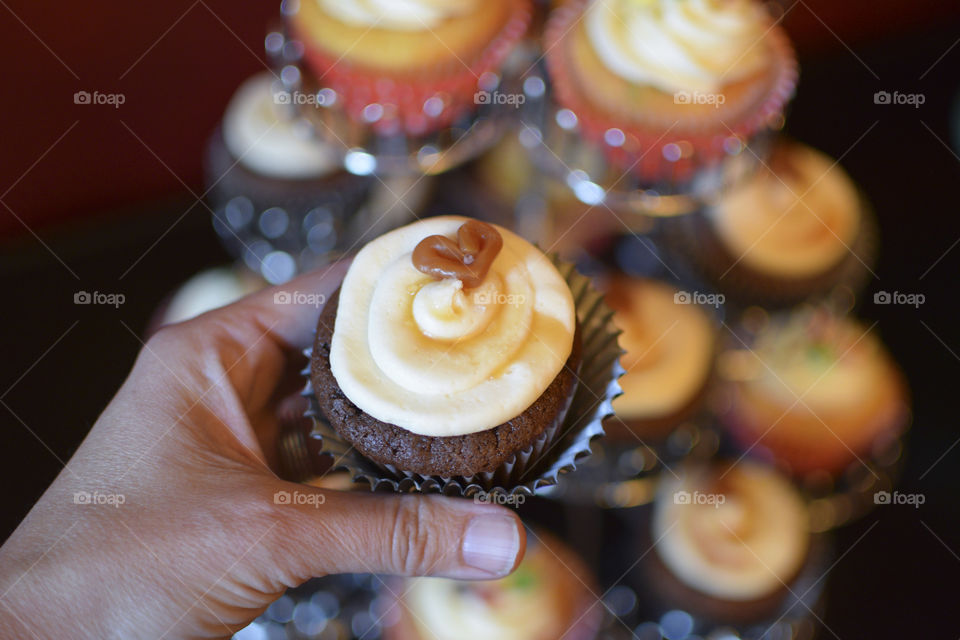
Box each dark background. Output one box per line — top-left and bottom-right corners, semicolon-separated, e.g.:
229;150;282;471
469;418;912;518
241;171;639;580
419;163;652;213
2;1;960;637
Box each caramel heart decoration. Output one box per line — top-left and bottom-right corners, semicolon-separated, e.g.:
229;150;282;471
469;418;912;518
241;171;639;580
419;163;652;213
412;220;503;288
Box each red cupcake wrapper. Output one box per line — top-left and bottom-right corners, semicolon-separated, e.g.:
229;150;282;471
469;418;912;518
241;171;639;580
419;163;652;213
290;1;533;136
543;0;798;184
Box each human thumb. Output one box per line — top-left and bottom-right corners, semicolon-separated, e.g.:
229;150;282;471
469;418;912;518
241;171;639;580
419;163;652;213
251;483;526;586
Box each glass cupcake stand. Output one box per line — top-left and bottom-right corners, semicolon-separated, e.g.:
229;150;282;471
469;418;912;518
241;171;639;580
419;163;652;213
190;5;915;640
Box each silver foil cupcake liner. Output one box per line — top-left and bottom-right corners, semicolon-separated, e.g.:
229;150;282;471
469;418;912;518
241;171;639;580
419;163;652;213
300;256;624;496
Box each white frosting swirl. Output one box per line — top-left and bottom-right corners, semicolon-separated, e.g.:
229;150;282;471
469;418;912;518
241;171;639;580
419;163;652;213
329;216;576;436
585;0;770;93
654;462;809;601
318;0;478;30
222;73;338;179
709;144;861;278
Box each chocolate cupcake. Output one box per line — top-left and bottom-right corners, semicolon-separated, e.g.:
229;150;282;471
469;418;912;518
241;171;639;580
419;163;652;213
643;461;820;626
206;72;373;277
683;141;877;306
383;530;602;640
309;216;590;480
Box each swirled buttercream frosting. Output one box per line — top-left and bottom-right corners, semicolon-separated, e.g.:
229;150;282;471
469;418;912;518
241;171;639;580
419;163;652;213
585;0;770;94
709;143;861;278
329;216;576;437
654;462;809;600
223;73;338;179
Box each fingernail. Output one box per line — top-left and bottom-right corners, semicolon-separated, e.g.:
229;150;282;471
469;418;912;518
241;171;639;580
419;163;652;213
462;515;520;577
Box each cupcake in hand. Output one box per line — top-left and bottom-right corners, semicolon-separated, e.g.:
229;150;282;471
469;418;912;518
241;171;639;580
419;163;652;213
309;216;608;486
718;309;909;476
544;0;796;185
646;461;817;625
383;530;603;640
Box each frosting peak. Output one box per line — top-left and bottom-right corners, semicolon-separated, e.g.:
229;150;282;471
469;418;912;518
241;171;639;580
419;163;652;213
585;0;771;94
411;275;502;342
329;217;575;436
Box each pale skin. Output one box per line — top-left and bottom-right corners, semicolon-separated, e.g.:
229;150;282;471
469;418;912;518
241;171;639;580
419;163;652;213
0;261;525;639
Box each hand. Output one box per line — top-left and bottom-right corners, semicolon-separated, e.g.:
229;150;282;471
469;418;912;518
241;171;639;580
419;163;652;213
0;262;525;639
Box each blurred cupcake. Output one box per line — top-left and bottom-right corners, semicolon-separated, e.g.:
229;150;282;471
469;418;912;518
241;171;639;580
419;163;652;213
384;530;602;640
309;216;588;480
147;265;267;335
206;72;373;279
718;309;909;476
604;276;716;442
544;0;796;184
688;141;876;305
287;0;533;135
647;461;814;624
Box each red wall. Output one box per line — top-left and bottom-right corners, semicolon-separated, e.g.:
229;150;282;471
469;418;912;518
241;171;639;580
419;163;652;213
0;0;275;237
0;0;957;238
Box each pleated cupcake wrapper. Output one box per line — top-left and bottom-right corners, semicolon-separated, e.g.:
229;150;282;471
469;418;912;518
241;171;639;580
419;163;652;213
543;0;798;186
286;1;533;137
668;190;879;309
300;256;624;496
